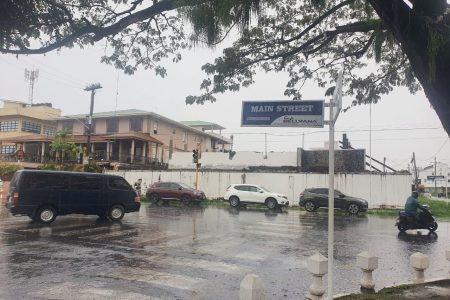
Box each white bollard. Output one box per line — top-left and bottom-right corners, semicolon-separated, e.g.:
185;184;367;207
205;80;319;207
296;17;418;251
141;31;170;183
239;274;265;300
356;251;378;291
306;252;328;300
446;250;450;277
410;252;429;284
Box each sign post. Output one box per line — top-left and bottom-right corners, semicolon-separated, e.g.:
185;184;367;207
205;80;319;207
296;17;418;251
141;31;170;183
241;70;343;300
327;70;343;300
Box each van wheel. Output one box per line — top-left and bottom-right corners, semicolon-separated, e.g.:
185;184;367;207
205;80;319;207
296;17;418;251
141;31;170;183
36;206;57;224
108;205;125;222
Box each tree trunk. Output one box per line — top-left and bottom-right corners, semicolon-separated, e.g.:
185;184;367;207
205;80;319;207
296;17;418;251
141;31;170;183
369;0;450;135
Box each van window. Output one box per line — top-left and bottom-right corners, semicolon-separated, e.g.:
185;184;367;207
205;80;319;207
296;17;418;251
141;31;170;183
71;175;103;190
108;177;131;190
25;173;70;190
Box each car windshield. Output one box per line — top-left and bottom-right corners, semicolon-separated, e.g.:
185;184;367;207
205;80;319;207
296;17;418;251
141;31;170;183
179;183;193;189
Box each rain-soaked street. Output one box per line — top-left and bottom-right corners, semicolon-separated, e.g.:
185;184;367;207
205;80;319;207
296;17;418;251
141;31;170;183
0;202;449;299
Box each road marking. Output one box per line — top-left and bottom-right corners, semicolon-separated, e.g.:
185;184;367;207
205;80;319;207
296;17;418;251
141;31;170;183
98;268;204;291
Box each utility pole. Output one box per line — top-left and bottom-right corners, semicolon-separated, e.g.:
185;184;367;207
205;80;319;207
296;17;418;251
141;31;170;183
84;83;102;158
434;157;437;194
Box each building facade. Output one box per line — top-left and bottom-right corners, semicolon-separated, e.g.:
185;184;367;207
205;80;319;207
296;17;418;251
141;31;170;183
418;162;449;196
0;101;231;169
56;110;231;168
0;100;60;164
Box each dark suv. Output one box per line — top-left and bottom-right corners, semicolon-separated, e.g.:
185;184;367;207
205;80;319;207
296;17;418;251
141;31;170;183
146;182;206;204
299;188;368;214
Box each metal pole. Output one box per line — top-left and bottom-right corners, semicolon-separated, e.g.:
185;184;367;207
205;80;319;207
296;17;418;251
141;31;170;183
302;132;305;149
434;157;437;194
264;133;267;159
84;83;102;158
87;90;95;155
327;98;335;300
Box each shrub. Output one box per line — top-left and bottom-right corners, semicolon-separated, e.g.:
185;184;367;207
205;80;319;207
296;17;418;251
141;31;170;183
0;164;22;180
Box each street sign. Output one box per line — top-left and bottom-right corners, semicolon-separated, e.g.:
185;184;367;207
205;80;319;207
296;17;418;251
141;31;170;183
332;70;343;122
241;100;324;127
427;175;445;180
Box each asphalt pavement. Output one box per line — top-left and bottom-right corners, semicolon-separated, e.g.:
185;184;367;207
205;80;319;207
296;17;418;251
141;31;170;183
0;202;449;299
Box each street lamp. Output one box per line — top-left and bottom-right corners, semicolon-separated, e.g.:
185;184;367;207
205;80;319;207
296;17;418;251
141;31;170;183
84;83;102;157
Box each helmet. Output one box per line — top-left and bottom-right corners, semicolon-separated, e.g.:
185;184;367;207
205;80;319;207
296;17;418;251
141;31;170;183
412;191;419;198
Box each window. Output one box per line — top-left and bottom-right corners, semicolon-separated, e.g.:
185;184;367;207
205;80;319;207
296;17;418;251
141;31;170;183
153;121;158;134
25;173;70;190
159;182;171;188
170;183;180;189
61;120;73;132
43;126;55;137
71;176;103;190
182;132;187;143
248;186;259;192
130;117;143;132
108;177;131;190
106;119;119;133
22;121;41;134
0;120;18;132
1;145;16;154
235;185;249;191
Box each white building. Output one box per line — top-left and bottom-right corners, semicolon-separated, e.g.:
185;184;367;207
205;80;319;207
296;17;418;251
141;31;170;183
418;162;449;196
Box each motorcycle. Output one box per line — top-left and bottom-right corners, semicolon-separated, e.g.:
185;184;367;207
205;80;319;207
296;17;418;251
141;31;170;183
396;205;438;232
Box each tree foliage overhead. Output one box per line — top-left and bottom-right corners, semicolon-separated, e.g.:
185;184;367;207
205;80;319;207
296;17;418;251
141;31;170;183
0;0;449;134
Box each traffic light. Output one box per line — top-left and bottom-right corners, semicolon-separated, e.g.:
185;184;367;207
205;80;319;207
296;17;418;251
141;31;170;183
192;149;199;163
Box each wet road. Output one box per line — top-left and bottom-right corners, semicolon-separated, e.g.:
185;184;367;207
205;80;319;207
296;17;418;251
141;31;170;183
0;203;449;299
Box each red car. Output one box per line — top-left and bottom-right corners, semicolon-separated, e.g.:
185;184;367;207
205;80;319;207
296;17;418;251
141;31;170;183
146;182;206;204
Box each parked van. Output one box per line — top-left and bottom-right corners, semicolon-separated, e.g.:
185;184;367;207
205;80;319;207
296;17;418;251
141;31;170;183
4;170;140;224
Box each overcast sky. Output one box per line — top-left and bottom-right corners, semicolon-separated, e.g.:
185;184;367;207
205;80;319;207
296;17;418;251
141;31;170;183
0;41;449;171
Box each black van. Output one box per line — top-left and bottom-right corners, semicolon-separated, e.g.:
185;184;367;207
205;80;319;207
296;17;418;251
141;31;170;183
4;170;140;224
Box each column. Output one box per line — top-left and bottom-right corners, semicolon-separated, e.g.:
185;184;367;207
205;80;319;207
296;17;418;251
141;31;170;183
106;141;110;160
41;142;45;163
118;140;123;162
22;142;26;152
143;141;147;163
130;139;135;164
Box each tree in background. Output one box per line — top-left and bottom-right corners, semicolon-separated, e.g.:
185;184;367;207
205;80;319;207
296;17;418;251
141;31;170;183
50;129;80;164
0;0;449;134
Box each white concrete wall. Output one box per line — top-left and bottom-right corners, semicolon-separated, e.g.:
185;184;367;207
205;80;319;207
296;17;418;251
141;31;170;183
110;170;412;208
169;151;298;170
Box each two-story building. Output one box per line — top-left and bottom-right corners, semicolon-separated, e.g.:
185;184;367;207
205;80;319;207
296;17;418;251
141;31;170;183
56;109;231;168
0;100;60;163
0;100;231;169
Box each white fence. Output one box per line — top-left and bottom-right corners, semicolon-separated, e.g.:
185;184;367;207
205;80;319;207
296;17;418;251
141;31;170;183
110;170;412;208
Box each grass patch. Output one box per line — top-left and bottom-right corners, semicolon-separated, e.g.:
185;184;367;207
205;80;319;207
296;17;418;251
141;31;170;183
419;196;450;218
336;284;412;300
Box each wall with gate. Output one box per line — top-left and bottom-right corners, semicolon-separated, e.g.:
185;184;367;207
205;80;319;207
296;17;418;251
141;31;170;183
110;170;412;208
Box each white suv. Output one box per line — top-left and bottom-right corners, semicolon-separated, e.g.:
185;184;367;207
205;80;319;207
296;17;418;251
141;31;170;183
224;184;289;209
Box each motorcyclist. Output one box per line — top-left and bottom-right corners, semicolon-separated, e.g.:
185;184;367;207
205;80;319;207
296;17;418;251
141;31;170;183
404;191;426;225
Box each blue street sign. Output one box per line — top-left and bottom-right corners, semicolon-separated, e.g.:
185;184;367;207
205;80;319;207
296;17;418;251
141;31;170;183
241;100;324;127
427;175;445;180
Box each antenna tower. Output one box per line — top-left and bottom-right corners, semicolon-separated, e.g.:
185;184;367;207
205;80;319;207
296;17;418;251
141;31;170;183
24;68;39;104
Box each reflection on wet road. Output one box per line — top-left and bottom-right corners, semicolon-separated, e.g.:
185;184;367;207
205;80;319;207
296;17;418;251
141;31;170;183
0;203;449;299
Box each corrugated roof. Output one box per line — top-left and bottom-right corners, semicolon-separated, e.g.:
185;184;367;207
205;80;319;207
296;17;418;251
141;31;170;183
180;120;225;130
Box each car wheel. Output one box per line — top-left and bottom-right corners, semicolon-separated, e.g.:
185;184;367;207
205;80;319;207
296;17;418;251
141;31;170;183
266;198;278;209
181;194;191;205
397;222;408;232
347;203;360;215
108;205;125;222
148;193;159;204
428;222;438;232
36;206;57;224
304;201;317;212
229;196;240;207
